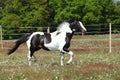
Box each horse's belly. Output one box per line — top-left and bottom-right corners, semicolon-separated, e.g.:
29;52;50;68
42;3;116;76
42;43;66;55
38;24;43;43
44;34;66;51
44;43;59;51
44;41;65;51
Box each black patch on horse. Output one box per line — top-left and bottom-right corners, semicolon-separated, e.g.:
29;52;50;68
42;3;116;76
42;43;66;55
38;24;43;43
44;32;51;44
56;32;60;36
63;33;73;52
30;34;41;51
30;34;50;51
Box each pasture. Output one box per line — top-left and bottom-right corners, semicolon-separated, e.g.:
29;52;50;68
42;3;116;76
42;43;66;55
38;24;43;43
0;34;120;80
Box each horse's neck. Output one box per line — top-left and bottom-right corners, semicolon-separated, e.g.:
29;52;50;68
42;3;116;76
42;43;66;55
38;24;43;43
58;27;72;33
50;22;73;37
50;31;58;36
57;22;73;33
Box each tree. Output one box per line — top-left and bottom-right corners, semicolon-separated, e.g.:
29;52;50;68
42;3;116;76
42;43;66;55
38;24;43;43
99;0;115;23
0;0;50;39
0;0;49;27
113;1;120;23
20;0;49;27
49;0;117;25
82;0;116;24
49;0;85;25
82;0;103;24
0;0;120;39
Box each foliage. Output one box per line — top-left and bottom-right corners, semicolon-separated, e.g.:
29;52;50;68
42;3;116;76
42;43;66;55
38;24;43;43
0;0;49;39
113;1;120;23
49;0;85;24
49;0;120;24
0;0;49;27
0;0;120;39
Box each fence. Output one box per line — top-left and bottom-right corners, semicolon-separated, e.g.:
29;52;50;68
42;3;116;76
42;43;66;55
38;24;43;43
0;23;120;53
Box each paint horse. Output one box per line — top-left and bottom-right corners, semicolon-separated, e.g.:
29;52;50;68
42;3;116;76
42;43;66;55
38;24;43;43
7;19;87;66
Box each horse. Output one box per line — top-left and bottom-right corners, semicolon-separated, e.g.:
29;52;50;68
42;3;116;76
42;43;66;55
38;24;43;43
7;19;87;66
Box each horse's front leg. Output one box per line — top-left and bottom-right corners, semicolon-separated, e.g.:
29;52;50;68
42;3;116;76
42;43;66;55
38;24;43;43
67;51;73;64
62;48;74;65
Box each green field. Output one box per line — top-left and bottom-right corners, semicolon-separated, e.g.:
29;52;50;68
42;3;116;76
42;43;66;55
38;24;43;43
0;34;120;80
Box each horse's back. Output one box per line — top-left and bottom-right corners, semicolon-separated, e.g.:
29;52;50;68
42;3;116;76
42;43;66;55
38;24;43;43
26;32;44;47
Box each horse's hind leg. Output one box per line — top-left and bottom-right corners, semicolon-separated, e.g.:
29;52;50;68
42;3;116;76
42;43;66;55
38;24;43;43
28;47;40;66
27;46;38;65
27;49;34;66
33;54;37;62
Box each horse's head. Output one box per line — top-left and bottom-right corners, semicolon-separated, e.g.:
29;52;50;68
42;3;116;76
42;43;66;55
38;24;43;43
68;19;87;33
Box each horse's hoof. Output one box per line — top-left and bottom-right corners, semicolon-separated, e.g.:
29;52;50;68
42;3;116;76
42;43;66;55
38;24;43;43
66;62;73;65
66;62;70;65
61;64;64;66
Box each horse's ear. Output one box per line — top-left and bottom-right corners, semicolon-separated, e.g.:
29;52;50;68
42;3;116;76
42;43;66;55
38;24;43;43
76;18;79;21
68;18;75;23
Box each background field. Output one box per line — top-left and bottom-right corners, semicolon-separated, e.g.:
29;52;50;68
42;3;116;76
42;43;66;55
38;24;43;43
0;34;120;80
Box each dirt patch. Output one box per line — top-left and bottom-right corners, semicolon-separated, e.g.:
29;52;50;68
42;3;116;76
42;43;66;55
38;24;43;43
62;63;119;80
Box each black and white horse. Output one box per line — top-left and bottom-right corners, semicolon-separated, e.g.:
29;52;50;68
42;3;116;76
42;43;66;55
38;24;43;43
7;19;87;66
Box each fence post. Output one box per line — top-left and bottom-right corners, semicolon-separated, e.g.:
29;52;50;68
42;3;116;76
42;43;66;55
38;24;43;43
81;31;84;36
109;23;112;53
47;27;50;33
0;25;3;49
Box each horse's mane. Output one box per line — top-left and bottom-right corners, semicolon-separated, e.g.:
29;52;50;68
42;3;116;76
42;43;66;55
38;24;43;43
57;21;70;32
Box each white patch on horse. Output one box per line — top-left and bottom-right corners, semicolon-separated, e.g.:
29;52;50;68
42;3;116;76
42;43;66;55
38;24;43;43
44;32;66;51
44;22;72;51
79;21;87;31
57;22;72;33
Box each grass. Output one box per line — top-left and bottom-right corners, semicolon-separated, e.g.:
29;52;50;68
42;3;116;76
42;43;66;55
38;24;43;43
0;34;120;80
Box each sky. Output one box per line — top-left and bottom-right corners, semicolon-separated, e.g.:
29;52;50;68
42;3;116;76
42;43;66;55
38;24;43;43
114;0;120;2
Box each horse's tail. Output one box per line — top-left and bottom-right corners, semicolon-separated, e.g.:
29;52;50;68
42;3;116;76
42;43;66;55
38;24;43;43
7;33;31;55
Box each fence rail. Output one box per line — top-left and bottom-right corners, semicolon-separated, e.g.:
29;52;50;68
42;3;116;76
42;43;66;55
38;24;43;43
1;34;120;52
1;23;120;37
0;23;120;53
